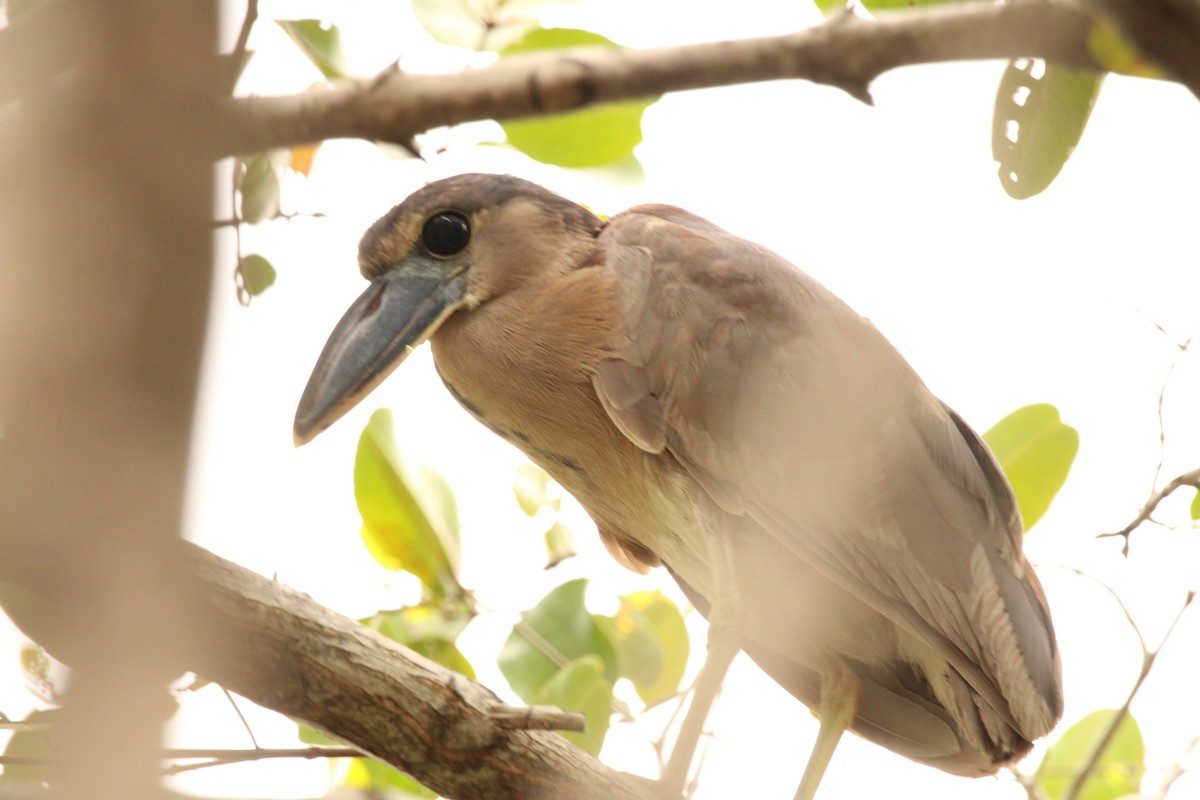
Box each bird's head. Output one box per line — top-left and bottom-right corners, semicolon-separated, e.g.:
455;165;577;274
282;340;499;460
293;173;602;445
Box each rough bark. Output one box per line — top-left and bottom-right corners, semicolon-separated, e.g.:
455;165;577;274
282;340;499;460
183;542;662;800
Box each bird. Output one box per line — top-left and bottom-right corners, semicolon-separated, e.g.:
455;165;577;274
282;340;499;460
294;173;1062;799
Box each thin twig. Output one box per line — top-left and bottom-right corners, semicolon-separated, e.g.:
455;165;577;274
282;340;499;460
220;685;260;750
1150;735;1199;800
230;0;259;80
1049;564;1148;653
1062;591;1196;800
0;746;365;774
1100;467;1200;549
512;620;634;721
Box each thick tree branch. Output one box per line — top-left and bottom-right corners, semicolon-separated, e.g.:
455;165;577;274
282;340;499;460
217;0;1104;155
181;542;662;800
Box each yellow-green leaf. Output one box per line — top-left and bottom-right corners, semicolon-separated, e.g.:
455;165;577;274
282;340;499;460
500;29;654;168
354;409;462;599
609;591;689;705
1190;488;1200;521
514;462;559;516
993;60;1104;199
1036;710;1144;800
275;19;348;80
983;404;1078;530
362;604;476;678
543;520;575;568
1088;23;1166;80
236;151;287;223
235;253;276;305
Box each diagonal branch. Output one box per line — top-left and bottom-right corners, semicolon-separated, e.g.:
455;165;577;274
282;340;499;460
179;542;660;800
215;0;1105;156
1100;466;1200;547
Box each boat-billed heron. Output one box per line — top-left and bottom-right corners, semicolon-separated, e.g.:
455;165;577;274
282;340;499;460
294;174;1062;798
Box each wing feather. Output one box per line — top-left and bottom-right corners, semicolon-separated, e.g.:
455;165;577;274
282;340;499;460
593;207;1062;756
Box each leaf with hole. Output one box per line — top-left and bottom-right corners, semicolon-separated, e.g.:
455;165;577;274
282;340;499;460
983;403;1078;530
993;60;1103;199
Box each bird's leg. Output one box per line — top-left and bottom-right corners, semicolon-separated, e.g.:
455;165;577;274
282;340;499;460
661;529;742;797
793;661;860;800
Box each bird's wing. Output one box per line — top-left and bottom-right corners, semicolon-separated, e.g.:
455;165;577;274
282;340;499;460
592;206;1061;744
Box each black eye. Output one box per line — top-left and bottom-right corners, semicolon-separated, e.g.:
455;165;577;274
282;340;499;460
422;211;470;256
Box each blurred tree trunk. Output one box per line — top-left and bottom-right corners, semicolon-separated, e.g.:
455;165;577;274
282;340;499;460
0;2;219;798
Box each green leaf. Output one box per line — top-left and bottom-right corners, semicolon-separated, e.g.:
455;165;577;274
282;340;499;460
236;150;288;223
498;579;618;702
297;724;337;745
235;253;277;305
607;591;689;706
346;757;438;797
355;409;463;599
0;709;59;786
514;462;560;516
535;655;613;755
1088;23;1166;80
983;403;1078;530
993;60;1104;199
500;29;654;167
543;520;575;568
275;19;348;80
363;604;476;678
1190;488;1200;521
1035;710;1144;800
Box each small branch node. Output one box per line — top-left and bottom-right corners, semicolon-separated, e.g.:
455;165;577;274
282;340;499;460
487;703;587;732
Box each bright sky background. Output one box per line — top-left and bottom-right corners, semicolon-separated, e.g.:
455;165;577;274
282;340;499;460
2;1;1199;799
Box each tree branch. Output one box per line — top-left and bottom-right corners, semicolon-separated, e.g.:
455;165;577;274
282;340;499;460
180;542;661;800
1061;590;1196;800
216;0;1105;155
1100;466;1200;547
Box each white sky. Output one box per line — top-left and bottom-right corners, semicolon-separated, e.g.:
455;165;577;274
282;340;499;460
3;1;1198;799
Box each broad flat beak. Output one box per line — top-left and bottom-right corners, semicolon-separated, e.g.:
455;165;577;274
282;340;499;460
293;260;468;446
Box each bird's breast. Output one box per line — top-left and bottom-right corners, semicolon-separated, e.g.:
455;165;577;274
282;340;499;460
429;267;702;574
